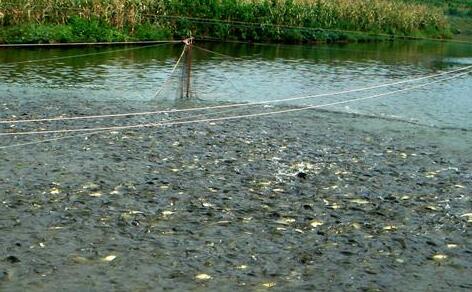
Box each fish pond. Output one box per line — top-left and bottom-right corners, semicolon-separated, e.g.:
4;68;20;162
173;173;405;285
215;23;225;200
0;41;471;291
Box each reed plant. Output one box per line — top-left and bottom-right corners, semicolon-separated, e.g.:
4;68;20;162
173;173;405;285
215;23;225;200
0;0;450;43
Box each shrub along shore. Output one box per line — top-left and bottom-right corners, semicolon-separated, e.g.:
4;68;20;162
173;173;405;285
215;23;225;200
0;0;451;44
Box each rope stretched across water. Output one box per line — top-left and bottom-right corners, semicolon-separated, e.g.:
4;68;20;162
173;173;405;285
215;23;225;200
1;69;469;149
0;69;469;137
2;42;179;65
1;64;471;125
193;45;247;60
0;103;235;150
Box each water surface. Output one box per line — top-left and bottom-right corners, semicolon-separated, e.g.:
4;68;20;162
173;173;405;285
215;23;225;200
1;41;471;129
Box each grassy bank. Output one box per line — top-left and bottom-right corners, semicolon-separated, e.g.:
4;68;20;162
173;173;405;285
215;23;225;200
0;0;451;44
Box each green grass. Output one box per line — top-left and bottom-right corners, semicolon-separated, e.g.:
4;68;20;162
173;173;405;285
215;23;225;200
0;0;453;44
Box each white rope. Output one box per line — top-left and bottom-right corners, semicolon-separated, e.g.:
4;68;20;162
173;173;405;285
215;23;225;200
193;45;246;60
1;64;471;125
154;45;188;98
0;106;216;150
1;69;469;137
1;69;469;149
2;42;178;65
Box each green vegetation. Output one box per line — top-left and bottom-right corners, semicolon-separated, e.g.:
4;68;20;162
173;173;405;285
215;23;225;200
448;15;472;40
0;17;172;43
400;0;472;40
403;0;472;16
0;0;452;44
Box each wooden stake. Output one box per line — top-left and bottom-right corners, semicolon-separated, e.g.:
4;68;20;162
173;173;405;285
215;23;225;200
182;37;194;99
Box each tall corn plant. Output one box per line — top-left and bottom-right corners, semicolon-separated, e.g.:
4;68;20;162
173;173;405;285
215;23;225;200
0;0;449;39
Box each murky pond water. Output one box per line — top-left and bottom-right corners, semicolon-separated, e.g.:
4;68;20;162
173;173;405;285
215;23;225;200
1;41;471;126
0;41;471;291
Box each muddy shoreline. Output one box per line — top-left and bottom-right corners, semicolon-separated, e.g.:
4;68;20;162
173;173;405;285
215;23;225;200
1;99;471;291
